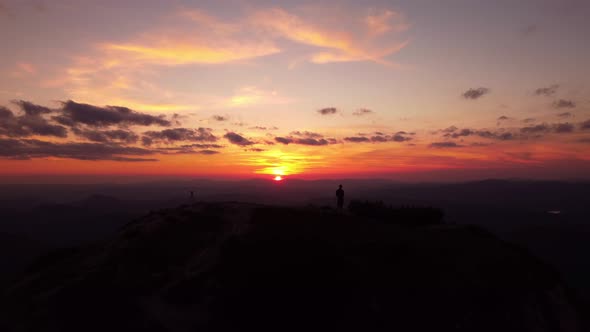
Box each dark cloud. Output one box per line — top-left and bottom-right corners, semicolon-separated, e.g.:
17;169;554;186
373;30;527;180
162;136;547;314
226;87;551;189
224;132;254;146
345;131;412;143
344;136;370;143
442;126;458;133
441;128;514;140
274;135;335;146
577;138;590;143
462;87;490;100
370;135;388;142
180;143;223;149
0;105;67;138
60;100;171;127
290;131;323;138
553;123;575;133
497;116;510;121
248;148;266;152
143;128;217;145
275;137;293;144
294;138;330;146
534;84;559;97
317;107;338;115
391;132;412;142
12;100;53;116
352;108;373;116
429;142;462;148
553;99;576;109
580;120;590;130
0;138;157;162
520;124;550;134
212;115;228;121
160;148;220;155
73;128;139;143
523;118;536;123
557;112;572;118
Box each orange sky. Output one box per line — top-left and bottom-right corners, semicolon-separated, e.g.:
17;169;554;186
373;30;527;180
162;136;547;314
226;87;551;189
1;1;590;181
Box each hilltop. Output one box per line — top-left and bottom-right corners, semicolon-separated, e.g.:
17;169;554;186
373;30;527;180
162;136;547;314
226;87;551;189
0;202;585;332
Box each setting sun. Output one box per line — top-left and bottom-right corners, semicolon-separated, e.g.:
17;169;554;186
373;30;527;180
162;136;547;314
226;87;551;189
274;175;283;181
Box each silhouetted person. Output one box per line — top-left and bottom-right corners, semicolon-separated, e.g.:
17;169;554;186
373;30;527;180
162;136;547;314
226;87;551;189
190;191;194;200
336;185;344;209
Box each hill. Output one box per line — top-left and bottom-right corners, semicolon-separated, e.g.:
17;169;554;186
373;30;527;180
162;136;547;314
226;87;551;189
0;202;585;332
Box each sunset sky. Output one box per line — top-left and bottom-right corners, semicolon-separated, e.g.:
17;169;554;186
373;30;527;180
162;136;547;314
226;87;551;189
1;0;590;181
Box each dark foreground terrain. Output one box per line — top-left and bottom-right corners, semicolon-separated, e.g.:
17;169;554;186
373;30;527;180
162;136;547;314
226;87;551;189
0;202;586;332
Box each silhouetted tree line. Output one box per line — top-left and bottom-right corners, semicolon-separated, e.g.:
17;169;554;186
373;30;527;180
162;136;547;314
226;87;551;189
348;200;444;226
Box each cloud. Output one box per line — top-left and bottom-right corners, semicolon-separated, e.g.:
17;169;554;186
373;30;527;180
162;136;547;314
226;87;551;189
12;100;52;116
251;7;408;65
293;138;330;146
392;132;412;142
72;128;139;143
462;87;490;100
553;123;575;133
0;138;157;162
317;107;338;115
157;146;220;155
520;124;550;134
274;134;335;146
442;127;514;140
0;105;67;138
143;128;217;145
344;131;412;143
497;116;510;121
429;142;462;148
534;84;559;96
290;130;323;138
60;100;171;127
352;108;374;116
224;132;254;146
101;10;280;66
275;136;293;144
523;118;536;123
249;126;278;131
180;143;223;149
365;10;407;36
212;115;228;121
581;120;590;130
344;136;370;143
557;112;572;118
553;99;576;109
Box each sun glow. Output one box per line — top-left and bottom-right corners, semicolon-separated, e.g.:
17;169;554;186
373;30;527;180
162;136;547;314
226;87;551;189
274;175;283;181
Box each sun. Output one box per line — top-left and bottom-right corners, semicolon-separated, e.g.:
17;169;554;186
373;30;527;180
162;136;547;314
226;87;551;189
274;175;283;181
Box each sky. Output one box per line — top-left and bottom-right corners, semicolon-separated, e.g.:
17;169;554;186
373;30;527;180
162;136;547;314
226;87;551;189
1;0;590;182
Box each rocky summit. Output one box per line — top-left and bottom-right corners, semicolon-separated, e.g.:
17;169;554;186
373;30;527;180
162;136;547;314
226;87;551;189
0;202;585;332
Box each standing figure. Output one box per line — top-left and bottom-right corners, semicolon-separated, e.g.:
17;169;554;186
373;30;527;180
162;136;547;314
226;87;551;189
336;185;344;209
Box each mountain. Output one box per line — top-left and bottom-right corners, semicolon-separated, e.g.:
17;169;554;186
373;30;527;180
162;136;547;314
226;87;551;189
0;202;586;332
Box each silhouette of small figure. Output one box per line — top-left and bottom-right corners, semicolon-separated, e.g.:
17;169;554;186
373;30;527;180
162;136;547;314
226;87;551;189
336;185;344;209
190;191;194;200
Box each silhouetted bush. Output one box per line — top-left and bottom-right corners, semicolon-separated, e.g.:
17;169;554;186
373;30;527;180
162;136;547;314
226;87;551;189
348;200;444;226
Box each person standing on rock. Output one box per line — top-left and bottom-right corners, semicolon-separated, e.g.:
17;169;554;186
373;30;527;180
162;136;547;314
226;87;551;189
336;184;344;210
